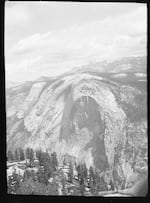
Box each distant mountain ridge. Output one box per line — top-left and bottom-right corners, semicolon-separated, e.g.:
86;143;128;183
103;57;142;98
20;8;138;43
6;81;23;89
6;55;146;89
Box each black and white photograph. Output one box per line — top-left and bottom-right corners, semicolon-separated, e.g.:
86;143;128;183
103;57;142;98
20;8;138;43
5;1;147;196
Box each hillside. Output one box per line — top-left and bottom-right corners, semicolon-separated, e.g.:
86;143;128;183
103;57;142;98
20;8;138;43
6;56;147;188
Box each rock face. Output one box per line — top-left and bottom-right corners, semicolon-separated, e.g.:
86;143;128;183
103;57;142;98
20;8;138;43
6;57;147;186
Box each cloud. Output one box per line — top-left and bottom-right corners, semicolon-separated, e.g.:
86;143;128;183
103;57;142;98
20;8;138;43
5;56;44;82
5;3;29;25
6;5;147;82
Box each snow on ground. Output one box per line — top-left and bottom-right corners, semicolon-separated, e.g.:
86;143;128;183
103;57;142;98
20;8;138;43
111;73;127;78
7;165;25;177
7;167;15;177
138;79;146;82
135;73;146;77
103;193;131;197
7;160;27;167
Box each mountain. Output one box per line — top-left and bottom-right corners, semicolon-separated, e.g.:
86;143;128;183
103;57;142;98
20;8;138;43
6;56;147;187
68;55;146;74
6;81;23;89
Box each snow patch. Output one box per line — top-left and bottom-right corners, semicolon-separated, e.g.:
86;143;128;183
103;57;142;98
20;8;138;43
135;73;146;77
138;79;146;82
111;73;127;78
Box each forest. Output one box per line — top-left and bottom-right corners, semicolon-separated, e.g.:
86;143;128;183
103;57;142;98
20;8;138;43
7;148;117;196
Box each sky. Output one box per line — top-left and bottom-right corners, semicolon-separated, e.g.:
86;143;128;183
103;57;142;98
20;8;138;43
5;2;147;82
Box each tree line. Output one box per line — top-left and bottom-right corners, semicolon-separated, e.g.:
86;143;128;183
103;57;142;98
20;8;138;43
7;148;26;162
7;147;116;195
7;148;59;194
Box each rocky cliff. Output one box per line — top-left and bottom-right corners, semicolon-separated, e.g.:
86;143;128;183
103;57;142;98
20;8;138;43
6;56;147;187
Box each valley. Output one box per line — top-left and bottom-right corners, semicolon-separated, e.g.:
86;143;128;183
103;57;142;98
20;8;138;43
6;56;147;196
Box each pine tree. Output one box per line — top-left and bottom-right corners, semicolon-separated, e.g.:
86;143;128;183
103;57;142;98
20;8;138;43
37;167;49;185
43;161;53;179
76;163;81;181
89;166;94;181
89;166;96;194
68;161;73;183
26;148;30;159
60;171;67;195
99;175;107;191
80;178;85;196
63;158;67;166
29;148;34;165
25;148;34;166
51;152;58;171
15;148;20;161
38;151;49;167
46;181;58;195
81;163;88;183
19;148;25;161
36;149;42;161
39;151;54;180
7;171;22;194
76;163;87;195
94;170;101;194
38;151;44;166
113;168;119;191
7;150;14;161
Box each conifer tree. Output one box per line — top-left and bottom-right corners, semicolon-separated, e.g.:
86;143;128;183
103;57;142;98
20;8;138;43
37;167;49;185
7;171;22;194
30;148;34;163
46;180;59;195
7;150;14;161
60;171;67;195
26;148;30;159
68;161;73;183
15;148;19;161
81;163;88;183
76;163;87;195
19;148;25;161
36;149;42;161
89;166;96;194
39;151;54;179
80;177;85;196
63;157;67;166
51;152;58;171
76;163;81;181
25;148;34;166
94;170;101;194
